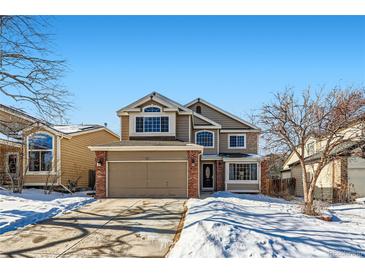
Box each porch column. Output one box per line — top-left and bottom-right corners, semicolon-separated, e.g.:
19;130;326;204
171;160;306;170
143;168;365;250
95;151;107;198
187;150;200;198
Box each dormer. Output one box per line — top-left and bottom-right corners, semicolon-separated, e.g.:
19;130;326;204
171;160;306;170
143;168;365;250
117;92;193;140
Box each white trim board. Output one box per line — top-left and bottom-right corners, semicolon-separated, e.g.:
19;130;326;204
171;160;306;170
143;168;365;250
89;145;204;152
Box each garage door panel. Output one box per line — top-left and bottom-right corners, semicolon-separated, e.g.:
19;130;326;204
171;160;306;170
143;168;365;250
349;168;365;198
147;162;187;188
108;162;147;188
108;161;187;198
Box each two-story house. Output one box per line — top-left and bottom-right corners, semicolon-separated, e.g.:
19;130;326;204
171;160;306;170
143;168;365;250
281;122;365;202
90;92;261;198
0;104;119;190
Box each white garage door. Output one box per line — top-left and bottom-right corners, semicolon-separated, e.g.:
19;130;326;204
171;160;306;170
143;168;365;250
348;157;365;198
107;161;188;198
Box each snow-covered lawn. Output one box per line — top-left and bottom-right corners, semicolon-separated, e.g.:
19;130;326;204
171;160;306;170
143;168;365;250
0;188;94;235
169;192;365;258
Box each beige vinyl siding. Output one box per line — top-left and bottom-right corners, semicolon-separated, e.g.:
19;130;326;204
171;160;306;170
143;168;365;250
193;115;211;126
61;130;119;188
219;132;258;154
121;116;129;140
176;115;190;142
23;128;59;186
189;102;252;129
292;162;334;201
0;110;32;128
192;129;218;155
138;100;166;109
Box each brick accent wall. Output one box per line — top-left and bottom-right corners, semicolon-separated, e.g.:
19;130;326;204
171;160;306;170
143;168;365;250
95;151;107;198
333;157;348;203
187;151;200;198
216;160;225;191
260;159;270;195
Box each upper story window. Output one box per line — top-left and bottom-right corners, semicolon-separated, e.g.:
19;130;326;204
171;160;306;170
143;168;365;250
229;134;246;149
306;141;315;155
196;105;202;114
196;130;214;148
143;106;161;112
28;132;53;172
136;116;169;132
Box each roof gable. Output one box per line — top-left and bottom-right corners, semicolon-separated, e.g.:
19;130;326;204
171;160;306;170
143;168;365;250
185;98;260;130
117;92;193;115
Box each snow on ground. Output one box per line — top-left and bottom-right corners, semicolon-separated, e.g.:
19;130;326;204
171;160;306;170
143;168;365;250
169;192;365;258
0;188;94;235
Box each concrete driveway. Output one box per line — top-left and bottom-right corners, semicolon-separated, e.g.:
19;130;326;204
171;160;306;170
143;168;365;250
0;198;186;258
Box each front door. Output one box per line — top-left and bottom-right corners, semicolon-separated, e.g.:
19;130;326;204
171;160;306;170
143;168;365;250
202;163;214;190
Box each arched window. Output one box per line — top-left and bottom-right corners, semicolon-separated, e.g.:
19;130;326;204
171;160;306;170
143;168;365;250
28;132;53;172
144;106;161;112
196;105;202;114
196;131;214;148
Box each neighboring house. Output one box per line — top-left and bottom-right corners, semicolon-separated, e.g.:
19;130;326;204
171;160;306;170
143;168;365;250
0;104;120;190
282;124;365;202
0;136;22;184
90;92;261;198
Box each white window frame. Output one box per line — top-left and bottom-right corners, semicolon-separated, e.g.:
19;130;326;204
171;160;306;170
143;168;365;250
225;162;259;184
306;141;316;156
195;130;215;148
228;134;246;149
129;112;176;137
5;152;19;175
142;104;162;112
26;131;55;175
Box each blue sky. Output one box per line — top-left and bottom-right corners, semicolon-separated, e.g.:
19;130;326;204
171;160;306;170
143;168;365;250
3;16;365;133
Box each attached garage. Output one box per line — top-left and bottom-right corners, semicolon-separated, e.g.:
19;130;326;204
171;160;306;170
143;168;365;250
348;157;365;198
108;161;187;197
89;141;203;198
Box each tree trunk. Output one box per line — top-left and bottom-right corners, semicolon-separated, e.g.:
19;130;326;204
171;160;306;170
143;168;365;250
304;178;318;215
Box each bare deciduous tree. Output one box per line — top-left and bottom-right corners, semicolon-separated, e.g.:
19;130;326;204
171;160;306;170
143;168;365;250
0;16;72;121
259;86;365;214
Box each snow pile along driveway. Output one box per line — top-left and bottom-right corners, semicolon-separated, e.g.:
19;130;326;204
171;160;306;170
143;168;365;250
0;188;94;235
169;192;365;258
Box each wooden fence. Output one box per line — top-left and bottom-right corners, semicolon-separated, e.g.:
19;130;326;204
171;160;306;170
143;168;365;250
267;178;296;196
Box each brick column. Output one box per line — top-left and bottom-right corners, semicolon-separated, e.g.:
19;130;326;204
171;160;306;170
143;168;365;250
216;160;225;191
260;159;270;195
95;151;107;198
187;150;200;198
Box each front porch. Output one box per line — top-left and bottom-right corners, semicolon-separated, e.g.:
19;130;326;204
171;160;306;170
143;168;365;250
199;153;261;194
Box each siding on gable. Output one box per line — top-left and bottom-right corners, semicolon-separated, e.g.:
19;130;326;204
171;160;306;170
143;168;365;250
176;115;190;142
138;99;167;109
193;115;212;126
121;115;129;140
219;132;258;154
188;102;252;129
61;130;119;188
